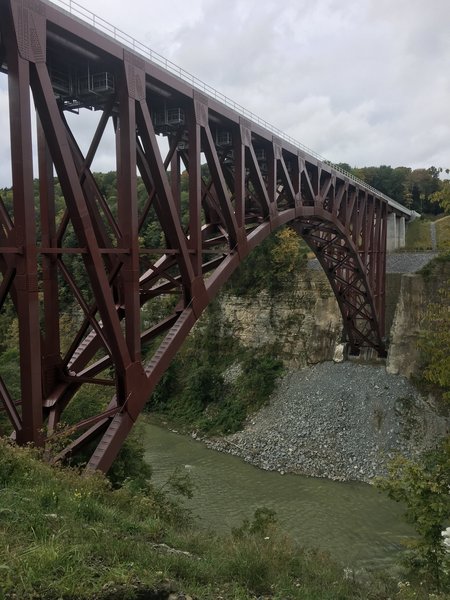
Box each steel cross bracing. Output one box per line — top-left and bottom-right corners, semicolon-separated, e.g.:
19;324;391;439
0;0;398;472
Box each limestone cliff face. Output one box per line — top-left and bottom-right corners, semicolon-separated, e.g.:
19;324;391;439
220;270;342;368
387;259;450;377
387;274;426;377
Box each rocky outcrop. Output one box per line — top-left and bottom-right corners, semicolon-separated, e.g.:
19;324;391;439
204;255;450;482
221;270;342;368
387;274;426;377
219;253;443;372
387;257;450;377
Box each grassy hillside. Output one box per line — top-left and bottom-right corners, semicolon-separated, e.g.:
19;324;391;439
404;214;450;252
1;432;449;598
405;218;433;250
436;215;450;250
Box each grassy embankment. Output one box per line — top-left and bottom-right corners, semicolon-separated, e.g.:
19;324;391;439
436;215;450;250
404;214;450;251
0;438;413;600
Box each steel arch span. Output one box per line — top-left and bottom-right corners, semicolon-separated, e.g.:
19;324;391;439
0;0;410;472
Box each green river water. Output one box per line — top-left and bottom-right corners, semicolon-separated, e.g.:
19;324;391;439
142;422;414;569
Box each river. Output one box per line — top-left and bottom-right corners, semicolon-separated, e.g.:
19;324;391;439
142;421;413;569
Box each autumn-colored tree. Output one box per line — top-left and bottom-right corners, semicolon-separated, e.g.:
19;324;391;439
270;227;304;276
228;226;306;296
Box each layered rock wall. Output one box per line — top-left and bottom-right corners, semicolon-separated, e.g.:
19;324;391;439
221;269;342;368
387;258;450;377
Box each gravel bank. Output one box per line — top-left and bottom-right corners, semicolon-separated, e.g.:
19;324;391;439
205;362;447;482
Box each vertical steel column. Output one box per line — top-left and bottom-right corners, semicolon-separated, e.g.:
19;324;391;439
267;143;277;215
38;115;61;398
118;56;141;363
234;125;245;230
188;99;202;276
378;203;388;339
170;150;181;218
6;9;43;444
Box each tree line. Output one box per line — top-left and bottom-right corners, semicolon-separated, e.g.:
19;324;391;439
336;163;449;214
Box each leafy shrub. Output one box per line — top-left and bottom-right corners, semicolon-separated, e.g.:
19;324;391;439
107;426;153;489
227;226;307;297
376;438;450;593
238;350;283;405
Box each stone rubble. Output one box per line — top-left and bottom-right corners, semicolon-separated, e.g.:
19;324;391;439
205;362;448;483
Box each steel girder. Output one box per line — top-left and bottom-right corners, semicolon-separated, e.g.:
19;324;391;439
0;0;389;472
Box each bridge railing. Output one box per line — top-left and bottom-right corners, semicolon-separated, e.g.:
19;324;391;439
44;0;413;217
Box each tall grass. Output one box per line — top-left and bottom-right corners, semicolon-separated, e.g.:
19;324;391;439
405;218;433;251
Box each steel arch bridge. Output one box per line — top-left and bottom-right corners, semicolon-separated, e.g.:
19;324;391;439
0;0;413;473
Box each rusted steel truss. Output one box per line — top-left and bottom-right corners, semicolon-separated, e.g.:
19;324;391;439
0;0;390;472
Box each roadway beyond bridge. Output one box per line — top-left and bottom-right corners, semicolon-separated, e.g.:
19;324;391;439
0;0;415;472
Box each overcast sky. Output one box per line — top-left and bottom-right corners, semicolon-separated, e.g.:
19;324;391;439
0;0;449;186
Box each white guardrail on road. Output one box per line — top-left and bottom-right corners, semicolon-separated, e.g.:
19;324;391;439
45;0;413;217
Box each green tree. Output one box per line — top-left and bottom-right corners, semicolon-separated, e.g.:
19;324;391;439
431;179;450;214
353;165;410;204
334;162;354;174
407;168;442;214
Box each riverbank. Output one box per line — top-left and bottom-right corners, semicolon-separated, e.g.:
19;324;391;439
141;421;414;569
204;362;448;482
0;438;415;600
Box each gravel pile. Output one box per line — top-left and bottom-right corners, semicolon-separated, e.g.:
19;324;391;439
205;362;447;482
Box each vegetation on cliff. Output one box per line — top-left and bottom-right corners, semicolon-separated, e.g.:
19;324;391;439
147;225;313;434
148;296;283;435
418;252;450;402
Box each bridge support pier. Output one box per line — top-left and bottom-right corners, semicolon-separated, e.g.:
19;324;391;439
398;216;406;248
387;213;406;251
